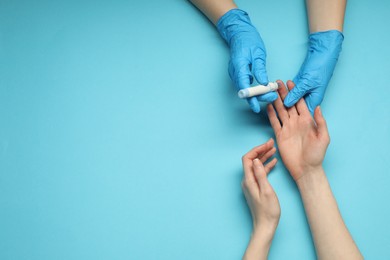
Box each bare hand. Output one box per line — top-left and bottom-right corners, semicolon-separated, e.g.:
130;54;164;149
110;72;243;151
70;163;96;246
241;138;280;233
267;80;330;181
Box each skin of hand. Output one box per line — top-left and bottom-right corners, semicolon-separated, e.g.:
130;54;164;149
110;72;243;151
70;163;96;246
217;9;277;113
267;80;330;181
268;81;363;259
241;138;279;260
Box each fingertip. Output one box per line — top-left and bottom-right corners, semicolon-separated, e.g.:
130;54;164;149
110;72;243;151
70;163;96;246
308;105;315;115
274;79;280;88
270;158;278;169
283;94;296;107
253;158;261;167
257;72;269;86
248;97;260;113
314;106;323;120
270;157;278;166
276;80;286;89
314;106;320;115
287;80;295;90
252;106;261;113
265;157;278;173
314;106;328;137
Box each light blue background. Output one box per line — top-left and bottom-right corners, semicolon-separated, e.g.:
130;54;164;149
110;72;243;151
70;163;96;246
1;0;389;259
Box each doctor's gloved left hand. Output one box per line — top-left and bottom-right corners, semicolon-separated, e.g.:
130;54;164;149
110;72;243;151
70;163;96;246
284;30;344;114
217;9;277;113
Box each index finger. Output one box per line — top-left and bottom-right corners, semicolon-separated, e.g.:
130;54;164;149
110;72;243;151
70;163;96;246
278;80;298;116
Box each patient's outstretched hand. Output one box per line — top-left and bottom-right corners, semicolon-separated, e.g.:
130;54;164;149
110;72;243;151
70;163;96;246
267;81;330;181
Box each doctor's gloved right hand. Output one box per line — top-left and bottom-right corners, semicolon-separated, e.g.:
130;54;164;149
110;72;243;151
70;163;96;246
217;9;277;113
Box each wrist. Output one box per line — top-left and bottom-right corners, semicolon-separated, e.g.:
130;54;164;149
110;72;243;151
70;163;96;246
296;167;327;192
244;229;274;260
253;225;276;242
309;30;344;50
216;8;252;43
253;220;278;238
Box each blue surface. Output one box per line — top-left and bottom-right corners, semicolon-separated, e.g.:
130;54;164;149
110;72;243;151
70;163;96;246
1;0;389;259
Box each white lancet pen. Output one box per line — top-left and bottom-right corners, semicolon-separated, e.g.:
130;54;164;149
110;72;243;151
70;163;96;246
238;82;279;99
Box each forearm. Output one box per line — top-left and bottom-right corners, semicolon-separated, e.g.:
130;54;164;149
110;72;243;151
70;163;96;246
243;229;274;260
189;0;237;24
306;0;347;33
297;168;362;259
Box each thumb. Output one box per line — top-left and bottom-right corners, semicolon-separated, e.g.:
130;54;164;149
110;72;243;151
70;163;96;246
252;58;269;86
283;81;310;107
257;91;278;103
229;59;260;113
314;106;329;139
236;69;261;113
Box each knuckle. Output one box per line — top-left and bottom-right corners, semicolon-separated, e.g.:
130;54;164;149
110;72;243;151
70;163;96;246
320;133;330;145
300;115;313;125
263;187;273;196
325;134;331;144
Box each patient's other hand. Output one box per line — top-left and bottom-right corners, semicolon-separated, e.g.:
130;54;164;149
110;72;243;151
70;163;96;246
241;138;280;233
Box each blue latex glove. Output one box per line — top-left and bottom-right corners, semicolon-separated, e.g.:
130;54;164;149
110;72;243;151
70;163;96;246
284;30;344;113
217;9;277;113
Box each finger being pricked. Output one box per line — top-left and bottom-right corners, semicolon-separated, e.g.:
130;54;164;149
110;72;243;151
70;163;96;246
272;81;289;123
287;80;310;116
277;80;298;117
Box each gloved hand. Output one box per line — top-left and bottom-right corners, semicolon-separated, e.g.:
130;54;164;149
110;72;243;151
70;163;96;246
284;30;344;113
217;9;277;113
